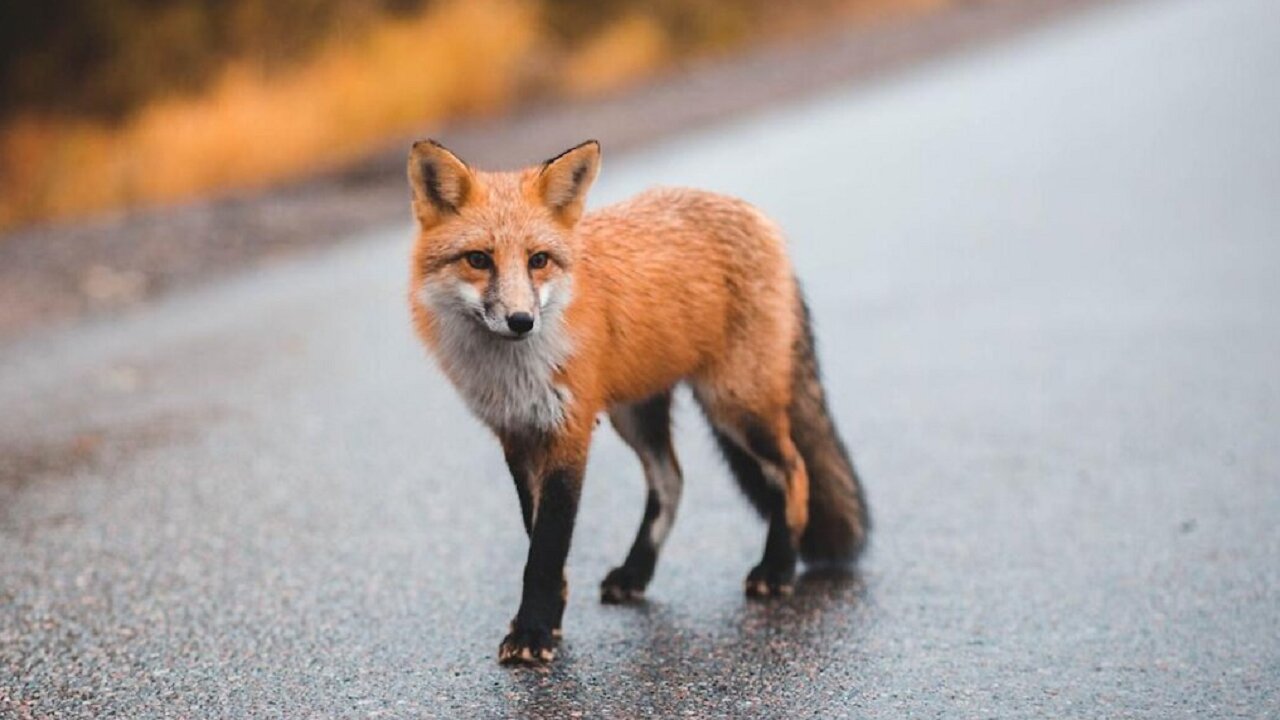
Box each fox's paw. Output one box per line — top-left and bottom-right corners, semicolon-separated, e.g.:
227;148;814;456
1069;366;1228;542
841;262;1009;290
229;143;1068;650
498;625;557;665
600;565;648;604
744;563;795;599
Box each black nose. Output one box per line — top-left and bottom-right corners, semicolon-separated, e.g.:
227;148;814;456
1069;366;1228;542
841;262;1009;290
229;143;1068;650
506;312;534;334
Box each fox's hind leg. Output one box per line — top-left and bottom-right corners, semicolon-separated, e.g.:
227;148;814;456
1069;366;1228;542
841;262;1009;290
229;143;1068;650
695;387;810;597
601;391;684;603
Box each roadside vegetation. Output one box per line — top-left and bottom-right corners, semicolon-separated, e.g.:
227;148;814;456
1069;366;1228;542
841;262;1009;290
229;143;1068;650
0;0;948;231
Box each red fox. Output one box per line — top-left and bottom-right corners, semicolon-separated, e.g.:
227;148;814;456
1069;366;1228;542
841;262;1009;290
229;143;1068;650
407;139;869;664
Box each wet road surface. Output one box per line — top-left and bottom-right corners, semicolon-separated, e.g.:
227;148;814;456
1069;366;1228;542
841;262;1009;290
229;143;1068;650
3;0;1279;716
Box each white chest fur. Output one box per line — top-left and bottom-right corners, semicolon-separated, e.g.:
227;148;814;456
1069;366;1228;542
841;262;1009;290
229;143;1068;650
428;310;574;434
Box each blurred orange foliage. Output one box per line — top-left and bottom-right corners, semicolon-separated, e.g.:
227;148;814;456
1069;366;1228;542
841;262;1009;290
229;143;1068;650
0;0;537;229
0;0;957;232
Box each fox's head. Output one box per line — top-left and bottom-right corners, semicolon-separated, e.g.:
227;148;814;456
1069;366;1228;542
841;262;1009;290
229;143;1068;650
408;139;600;341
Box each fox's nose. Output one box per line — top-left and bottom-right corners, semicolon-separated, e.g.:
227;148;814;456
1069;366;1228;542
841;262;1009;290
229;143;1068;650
506;312;535;335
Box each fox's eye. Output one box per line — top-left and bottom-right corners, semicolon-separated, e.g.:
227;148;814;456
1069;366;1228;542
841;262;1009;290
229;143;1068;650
465;251;491;270
528;252;549;270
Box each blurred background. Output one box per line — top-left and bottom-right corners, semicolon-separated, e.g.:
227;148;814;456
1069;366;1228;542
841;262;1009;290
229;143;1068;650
0;0;945;231
0;0;1028;339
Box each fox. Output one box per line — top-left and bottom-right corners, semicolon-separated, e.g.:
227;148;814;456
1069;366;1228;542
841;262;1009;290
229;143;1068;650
406;138;869;665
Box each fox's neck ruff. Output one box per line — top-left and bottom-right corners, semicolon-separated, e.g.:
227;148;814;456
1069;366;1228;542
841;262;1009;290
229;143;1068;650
422;288;575;434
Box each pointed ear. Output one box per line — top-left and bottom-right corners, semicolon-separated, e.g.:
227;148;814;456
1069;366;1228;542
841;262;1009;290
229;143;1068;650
407;139;473;229
536;140;600;225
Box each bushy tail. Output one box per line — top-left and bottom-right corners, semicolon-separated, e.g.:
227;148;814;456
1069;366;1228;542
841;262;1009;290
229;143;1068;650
791;293;870;564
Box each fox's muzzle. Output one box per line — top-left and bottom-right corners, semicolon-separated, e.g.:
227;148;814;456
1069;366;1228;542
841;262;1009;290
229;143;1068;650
483;264;540;338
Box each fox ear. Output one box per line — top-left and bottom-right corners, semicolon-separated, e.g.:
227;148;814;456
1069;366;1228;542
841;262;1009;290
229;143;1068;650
536;140;600;225
408;140;473;228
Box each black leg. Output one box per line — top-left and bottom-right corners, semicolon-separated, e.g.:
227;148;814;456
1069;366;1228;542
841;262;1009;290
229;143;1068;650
602;393;683;603
745;500;798;597
601;490;661;602
499;464;583;664
710;429;797;597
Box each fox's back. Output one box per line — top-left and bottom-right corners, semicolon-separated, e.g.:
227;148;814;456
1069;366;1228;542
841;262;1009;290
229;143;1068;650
569;188;799;404
581;186;788;266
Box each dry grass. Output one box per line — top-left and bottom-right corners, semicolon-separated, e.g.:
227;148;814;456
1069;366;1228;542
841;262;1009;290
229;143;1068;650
0;0;538;229
561;14;670;97
0;0;967;232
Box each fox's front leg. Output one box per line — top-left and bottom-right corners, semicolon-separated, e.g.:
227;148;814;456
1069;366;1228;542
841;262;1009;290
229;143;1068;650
501;438;568;638
498;432;588;665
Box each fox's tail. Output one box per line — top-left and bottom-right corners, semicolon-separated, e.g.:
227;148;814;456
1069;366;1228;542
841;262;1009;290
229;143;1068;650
790;291;870;564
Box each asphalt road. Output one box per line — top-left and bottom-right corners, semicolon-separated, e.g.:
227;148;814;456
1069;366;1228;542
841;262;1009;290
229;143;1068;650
3;0;1279;716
